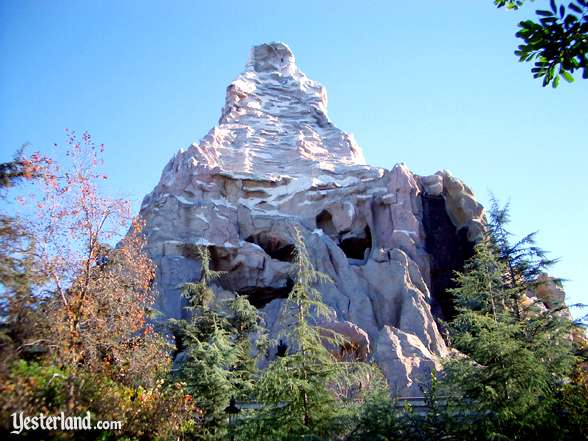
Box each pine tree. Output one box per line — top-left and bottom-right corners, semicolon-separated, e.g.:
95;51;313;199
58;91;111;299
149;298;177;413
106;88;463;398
0;173;49;374
240;227;373;440
442;236;576;440
172;245;265;439
0;148;51;189
488;197;562;320
488;198;559;285
345;372;405;441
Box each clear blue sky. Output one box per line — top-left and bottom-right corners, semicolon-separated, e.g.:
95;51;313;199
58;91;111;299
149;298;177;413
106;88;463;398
1;0;586;316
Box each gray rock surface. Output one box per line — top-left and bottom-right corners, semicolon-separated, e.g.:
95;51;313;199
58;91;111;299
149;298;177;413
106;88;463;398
140;42;484;396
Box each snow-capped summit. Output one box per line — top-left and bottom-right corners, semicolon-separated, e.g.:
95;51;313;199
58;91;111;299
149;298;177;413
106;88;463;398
154;42;374;200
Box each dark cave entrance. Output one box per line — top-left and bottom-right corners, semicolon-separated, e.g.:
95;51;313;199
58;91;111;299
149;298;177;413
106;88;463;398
340;226;372;260
422;194;475;321
316;209;338;236
245;232;295;262
183;244;294;310
237;278;294;309
316;209;372;263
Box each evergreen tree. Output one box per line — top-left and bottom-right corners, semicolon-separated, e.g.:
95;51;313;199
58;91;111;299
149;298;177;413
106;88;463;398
0;161;50;374
442;236;577;440
345;374;404;441
0;149;53;366
0;149;50;189
172;245;265;439
487;197;581;330
347;370;462;441
240;227;372;440
489;197;560;289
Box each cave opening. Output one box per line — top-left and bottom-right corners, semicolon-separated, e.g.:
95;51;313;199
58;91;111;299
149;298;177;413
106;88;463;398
422;194;475;321
182;243;294;310
207;246;235;272
340;226;372;261
244;232;295;262
237;278;294;309
316;210;337;236
316;209;372;264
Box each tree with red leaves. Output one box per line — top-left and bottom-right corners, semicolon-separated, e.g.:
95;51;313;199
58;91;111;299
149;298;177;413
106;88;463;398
0;132;198;439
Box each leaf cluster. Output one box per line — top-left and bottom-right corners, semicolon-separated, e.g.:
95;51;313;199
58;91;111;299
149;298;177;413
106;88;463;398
498;0;588;87
517;0;587;87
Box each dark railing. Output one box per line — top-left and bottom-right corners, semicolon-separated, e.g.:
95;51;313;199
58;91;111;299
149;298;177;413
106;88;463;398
232;396;451;413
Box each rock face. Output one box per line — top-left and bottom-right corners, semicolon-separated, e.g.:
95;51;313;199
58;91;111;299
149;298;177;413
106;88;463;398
139;42;485;396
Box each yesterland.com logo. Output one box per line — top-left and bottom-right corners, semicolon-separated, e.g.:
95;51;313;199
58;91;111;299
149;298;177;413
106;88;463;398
10;411;122;434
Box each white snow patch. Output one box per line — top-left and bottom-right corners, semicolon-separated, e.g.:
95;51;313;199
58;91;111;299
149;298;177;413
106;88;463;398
345;203;354;219
209;198;237;208
195;213;209;223
193;238;213;246
175;195;194;205
393;229;418;238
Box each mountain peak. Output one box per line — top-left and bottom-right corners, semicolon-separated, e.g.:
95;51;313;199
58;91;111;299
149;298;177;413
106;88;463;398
156;43;371;191
247;42;296;74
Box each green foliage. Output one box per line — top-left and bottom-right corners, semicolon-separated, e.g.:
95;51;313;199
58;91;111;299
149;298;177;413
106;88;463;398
239;227;373;440
442;236;577;439
172;245;265;439
407;372;456;441
3;142;586;439
487;196;576;323
450;237;515;321
0;150;38;189
8;360;68;408
182;244;224;311
0;152;51;372
0;359;196;439
347;370;478;441
346;382;402;441
495;0;528;9
495;0;588;87
178;328;240;438
0;145;196;440
558;364;588;440
488;197;559;289
0;214;48;367
516;0;588;87
431;199;588;440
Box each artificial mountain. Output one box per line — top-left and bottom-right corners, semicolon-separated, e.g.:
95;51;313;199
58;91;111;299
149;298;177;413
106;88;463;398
139;42;495;396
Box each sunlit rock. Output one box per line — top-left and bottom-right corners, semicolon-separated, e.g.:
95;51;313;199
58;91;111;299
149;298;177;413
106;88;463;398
140;42;484;396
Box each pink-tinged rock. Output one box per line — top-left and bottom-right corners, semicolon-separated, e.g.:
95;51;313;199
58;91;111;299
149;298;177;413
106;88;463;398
375;326;443;397
319;320;371;361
